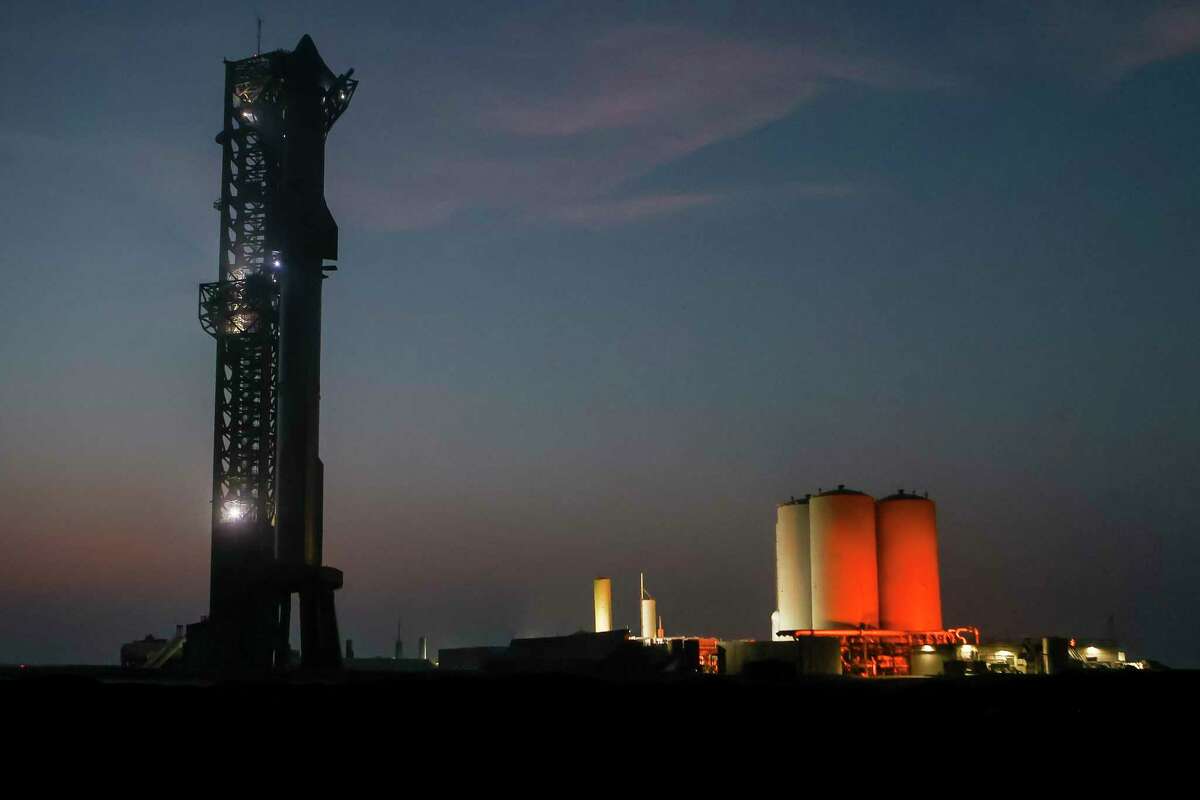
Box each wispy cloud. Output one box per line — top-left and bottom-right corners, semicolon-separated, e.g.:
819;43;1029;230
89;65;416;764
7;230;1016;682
336;24;920;231
480;25;868;140
1114;3;1200;74
1018;1;1200;84
545;182;861;228
548;192;720;227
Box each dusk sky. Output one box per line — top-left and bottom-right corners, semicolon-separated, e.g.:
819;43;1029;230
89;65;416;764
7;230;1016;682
2;1;1198;667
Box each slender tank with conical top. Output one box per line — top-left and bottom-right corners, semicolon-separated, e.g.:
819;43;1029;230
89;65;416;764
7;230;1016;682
639;573;657;640
640;599;657;640
809;486;879;629
876;491;942;631
775;496;812;634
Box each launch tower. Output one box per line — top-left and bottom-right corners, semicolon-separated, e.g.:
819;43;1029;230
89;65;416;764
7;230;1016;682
188;35;357;673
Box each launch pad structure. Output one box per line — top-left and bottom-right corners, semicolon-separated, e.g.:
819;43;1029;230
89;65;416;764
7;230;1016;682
186;35;357;674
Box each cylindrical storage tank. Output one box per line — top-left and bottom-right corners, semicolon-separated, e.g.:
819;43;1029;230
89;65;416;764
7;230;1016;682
809;486;879;629
640;598;657;641
876;491;942;631
775;497;812;634
593;577;612;633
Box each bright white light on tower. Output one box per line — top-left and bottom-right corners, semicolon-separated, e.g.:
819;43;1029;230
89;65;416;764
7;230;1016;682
221;501;248;523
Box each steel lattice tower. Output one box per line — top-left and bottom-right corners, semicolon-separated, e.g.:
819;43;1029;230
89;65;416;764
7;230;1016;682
190;35;357;673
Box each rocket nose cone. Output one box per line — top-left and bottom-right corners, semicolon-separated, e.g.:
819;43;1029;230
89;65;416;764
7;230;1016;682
291;34;334;81
292;34;321;63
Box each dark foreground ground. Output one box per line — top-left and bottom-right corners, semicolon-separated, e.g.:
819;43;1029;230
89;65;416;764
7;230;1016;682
6;670;1191;777
6;666;1198;771
4;666;1195;732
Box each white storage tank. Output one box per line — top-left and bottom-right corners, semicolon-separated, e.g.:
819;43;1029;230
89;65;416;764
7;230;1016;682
775;496;812;634
640;598;657;641
809;485;879;629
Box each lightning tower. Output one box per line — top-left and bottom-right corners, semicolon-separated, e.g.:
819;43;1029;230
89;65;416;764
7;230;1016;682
188;35;357;673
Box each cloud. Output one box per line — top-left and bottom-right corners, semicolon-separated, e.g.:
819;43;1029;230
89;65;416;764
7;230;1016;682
546;182;861;228
1115;3;1200;73
1023;1;1200;84
480;26;845;140
548;192;719;227
336;24;918;231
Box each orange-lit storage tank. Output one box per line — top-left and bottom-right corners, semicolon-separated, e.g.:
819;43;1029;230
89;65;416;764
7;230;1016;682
876;491;942;631
809;486;879;629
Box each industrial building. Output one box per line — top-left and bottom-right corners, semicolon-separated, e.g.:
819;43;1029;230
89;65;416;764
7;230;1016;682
765;485;1148;677
770;486;978;675
339;495;1153;678
438;575;721;676
766;486;960;675
126;473;1151;678
776;486;941;636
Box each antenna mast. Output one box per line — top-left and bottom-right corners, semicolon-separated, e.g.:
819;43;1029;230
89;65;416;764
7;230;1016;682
256;17;262;55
